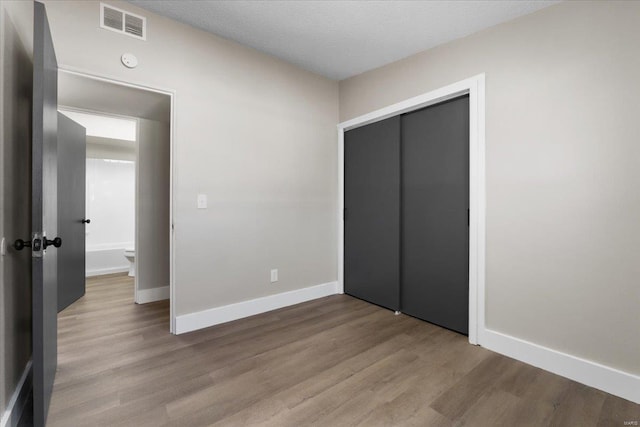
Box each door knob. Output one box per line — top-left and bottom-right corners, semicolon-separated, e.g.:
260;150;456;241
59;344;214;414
43;237;62;249
82;219;91;224
13;239;32;251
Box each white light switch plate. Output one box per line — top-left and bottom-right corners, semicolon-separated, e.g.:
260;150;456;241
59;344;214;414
270;269;278;283
197;194;207;209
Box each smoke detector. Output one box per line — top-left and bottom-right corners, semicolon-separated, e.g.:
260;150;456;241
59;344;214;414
121;53;138;68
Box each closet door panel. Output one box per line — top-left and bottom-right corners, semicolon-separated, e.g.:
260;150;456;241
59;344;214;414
344;116;400;311
401;96;469;334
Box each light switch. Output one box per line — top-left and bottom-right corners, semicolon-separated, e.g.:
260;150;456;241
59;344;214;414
197;194;207;209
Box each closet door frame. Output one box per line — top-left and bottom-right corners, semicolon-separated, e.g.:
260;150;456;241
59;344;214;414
337;74;486;346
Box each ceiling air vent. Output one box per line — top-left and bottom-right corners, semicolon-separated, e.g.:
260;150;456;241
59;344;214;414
100;3;146;40
124;14;144;38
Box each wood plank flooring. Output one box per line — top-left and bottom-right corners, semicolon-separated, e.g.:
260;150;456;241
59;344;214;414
47;274;639;426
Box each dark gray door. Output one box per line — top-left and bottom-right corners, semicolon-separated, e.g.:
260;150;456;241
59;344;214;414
344;116;400;311
33;3;60;426
57;113;86;312
401;96;469;334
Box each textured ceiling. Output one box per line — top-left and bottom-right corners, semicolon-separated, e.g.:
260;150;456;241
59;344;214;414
128;0;558;80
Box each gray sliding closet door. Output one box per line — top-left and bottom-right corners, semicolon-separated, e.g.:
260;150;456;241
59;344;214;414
401;96;470;334
344;116;400;311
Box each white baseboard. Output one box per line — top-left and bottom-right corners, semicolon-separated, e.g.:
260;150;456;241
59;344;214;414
86;266;129;277
481;329;640;404
136;285;169;304
0;360;32;427
175;281;339;335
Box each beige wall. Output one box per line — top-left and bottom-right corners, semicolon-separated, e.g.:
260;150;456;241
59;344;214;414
136;118;170;292
42;0;339;316
0;0;34;418
340;1;640;375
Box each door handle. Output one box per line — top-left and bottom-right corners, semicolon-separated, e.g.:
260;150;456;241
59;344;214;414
13;239;32;251
43;237;62;249
14;235;60;252
82;219;91;224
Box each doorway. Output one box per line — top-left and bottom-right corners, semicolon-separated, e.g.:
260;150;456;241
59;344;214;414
57;69;175;332
337;75;486;345
344;95;470;334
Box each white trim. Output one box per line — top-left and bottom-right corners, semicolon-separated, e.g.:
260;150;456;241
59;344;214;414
135;285;169;304
134;118;140;306
337;129;344;296
85;266;129;277
169;84;176;334
58;66;177;334
483;329;640;404
175;282;339;335
337;74;486;346
0;361;31;427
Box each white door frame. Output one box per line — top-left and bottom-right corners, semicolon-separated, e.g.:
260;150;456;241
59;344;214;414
58;66;178;334
337;74;486;345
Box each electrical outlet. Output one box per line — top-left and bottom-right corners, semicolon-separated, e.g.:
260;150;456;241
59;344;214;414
270;269;278;283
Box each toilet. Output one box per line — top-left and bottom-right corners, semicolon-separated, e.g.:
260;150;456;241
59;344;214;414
124;248;136;277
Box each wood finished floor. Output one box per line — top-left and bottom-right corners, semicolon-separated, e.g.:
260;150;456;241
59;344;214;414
48;274;639;427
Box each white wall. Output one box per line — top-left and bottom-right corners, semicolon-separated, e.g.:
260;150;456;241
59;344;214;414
340;1;640;377
86;158;135;249
42;1;339;318
85;150;135;276
136;118;170;292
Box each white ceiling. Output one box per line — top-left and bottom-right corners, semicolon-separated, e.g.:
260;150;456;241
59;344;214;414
128;0;559;80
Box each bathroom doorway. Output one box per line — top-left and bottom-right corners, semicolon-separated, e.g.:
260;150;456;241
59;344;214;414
57;69;175;332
